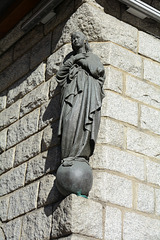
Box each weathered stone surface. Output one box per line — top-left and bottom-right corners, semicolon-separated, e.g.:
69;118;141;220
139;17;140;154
20;206;52;240
7;108;39;148
127;128;160;159
126;75;160;109
20;81;49;117
0;228;5;240
155;189;160;216
14;131;42;166
38;95;61;129
104;66;123;93
14;25;44;60
41;122;59;151
90;145;145;180
8;182;39;220
144;59;160;87
38;174;62;207
105;206;122;240
90;171;132;207
141;105;160;135
0;128;7;153
123;212;160;240
0;91;6;112
0;163;26;196
52;194;103;239
137;184;154;213
58;234;98;240
146;160;160;186
102;91;138;126
49;75;60;98
7;63;46;106
139;31;160;62
25;147;61;183
0;148;15;175
2;217;22;240
0;48;13;72
30;33;51;69
46;44;72;78
0;196;9;221
56;3;138;52
92;42;142;77
97;117;124;148
0;52;30;93
0;100;20;130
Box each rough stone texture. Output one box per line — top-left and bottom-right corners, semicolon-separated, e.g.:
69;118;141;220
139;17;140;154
20;206;52;240
0;163;26;196
92;42;142;77
139;31;160;62
155;189;160;216
25;147;61;183
56;2;138;52
37;174;62;207
102;91;138;126
137;183;154;213
52;194;103;239
90;145;145;180
14;25;44;60
2;217;22;240
0;52;30;93
104;66;123;93
0;196;9;221
49;75;60;98
0;100;20;130
8;182;39;220
0;228;5;240
0;48;13;72
0;91;6;112
105;206;122;240
46;44;72;78
14;131;42;166
41;122;59;151
90;171;132;207
30;33;51;69
20;81;49;117
7;63;46;106
7;108;39;148
58;235;99;240
97;117;124;147
127;128;160;159
126;75;160;109
146;160;160;186
38;95;61;130
140;105;160;135
0;128;7;153
123;212;160;240
144;59;160;87
0;148;15;175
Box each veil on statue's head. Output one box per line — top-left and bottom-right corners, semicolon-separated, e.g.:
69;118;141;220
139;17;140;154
71;31;91;53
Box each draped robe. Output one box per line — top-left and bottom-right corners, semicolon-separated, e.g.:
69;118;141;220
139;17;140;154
56;51;105;161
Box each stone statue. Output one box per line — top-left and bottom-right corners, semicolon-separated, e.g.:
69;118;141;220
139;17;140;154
56;31;105;197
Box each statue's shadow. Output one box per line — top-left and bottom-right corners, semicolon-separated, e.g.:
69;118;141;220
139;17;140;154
42;84;64;216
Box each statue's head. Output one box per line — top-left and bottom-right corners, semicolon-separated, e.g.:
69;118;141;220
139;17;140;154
71;31;91;53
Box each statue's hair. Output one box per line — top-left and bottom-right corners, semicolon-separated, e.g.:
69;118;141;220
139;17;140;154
71;31;91;53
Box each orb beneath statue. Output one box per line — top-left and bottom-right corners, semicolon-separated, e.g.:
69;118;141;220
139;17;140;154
56;159;93;197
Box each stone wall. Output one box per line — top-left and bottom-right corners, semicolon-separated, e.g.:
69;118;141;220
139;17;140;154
0;0;160;239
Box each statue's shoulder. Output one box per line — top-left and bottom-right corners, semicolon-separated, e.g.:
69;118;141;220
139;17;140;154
63;51;75;63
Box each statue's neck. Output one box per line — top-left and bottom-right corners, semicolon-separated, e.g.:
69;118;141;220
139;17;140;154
76;46;86;54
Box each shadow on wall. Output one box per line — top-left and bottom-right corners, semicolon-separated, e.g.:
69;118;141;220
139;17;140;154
42;85;65;216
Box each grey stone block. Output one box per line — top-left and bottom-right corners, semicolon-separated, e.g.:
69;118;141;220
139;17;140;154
0;163;26;196
137;183;154;213
2;217;22;240
0;148;15;175
14;131;42;166
8;182;39;220
0;128;7;153
51;194;103;239
20;206;52;240
0;196;9;221
144;59;160;87
7;63;45;106
7;108;39;148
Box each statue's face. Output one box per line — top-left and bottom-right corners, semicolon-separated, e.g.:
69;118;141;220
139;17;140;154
71;32;85;49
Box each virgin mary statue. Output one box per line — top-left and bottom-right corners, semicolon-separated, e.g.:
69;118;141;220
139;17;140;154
56;31;105;196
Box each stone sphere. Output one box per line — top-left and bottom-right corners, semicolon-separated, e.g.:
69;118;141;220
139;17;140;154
56;160;93;197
